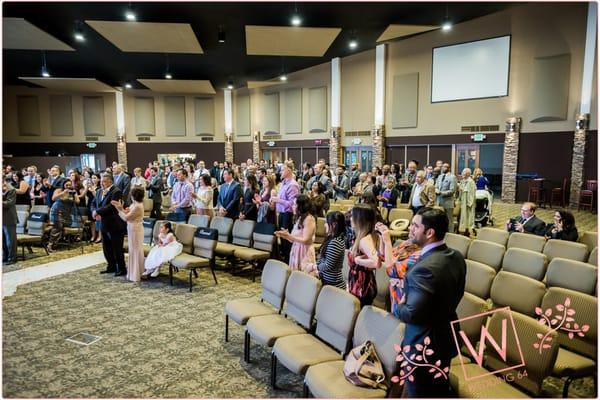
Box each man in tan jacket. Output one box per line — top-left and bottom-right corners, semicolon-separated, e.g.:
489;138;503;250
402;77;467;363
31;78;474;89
408;170;436;214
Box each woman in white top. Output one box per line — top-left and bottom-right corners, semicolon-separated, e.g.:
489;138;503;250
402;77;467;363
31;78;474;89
130;167;147;189
192;174;214;217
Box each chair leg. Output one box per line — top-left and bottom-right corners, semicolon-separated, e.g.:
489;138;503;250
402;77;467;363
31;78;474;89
302;382;309;398
225;315;229;342
169;264;174;286
189;269;193;292
193;268;199;278
562;376;574;398
270;352;278;388
210;260;218;284
244;330;250;363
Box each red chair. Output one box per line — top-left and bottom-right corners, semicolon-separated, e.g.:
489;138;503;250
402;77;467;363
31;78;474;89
550;178;568;208
578;180;597;212
527;179;546;207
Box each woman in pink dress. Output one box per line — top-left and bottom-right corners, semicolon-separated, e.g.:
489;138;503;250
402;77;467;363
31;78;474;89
275;194;316;270
111;187;145;282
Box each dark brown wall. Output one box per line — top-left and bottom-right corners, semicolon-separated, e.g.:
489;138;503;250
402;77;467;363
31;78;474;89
428;145;453;165
259;139;330;166
3;142;118;165
4;156;82;175
385;133;505;146
516;131;574;202
584;130;597;181
233;142;253;164
125;142;225;170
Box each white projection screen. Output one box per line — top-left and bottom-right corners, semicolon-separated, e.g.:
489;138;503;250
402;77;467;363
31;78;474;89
431;35;511;103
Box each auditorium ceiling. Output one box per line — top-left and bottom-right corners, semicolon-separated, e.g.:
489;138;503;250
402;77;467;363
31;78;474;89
3;2;514;91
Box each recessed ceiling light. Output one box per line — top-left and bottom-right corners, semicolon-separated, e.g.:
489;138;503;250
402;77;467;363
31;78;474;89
441;21;452;31
41;66;50;77
291;15;302;26
125;83;132;89
165;73;172;79
349;39;358;49
74;32;85;42
279;75;287;82
227;81;234;90
125;11;136;21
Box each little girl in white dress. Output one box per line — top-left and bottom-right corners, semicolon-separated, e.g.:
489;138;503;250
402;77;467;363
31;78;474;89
143;222;183;277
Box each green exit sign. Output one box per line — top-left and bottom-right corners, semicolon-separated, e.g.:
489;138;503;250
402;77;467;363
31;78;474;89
472;133;486;142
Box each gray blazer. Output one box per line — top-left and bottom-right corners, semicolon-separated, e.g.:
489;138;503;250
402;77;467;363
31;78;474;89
332;174;350;200
3;187;17;226
436;172;456;208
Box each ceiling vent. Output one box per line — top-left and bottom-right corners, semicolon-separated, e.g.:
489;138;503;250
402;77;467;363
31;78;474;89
200;137;214;142
344;131;371;137
137;136;151;142
85;136;98;142
460;125;500;132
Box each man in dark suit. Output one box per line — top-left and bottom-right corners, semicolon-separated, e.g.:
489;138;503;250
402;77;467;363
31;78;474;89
506;201;546;236
146;167;163;219
210;161;220;180
113;164;131;207
91;173;127;276
378;207;466;397
3;182;18;265
41;165;66;207
216;169;243;219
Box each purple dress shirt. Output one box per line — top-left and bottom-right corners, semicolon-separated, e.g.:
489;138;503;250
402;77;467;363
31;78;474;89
171;180;194;208
276;178;300;213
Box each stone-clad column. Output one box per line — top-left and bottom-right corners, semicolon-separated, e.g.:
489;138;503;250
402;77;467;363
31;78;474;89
569;114;589;207
501;117;521;203
329;127;341;169
371;125;385;168
117;137;128;170
224;134;234;164
252;131;260;164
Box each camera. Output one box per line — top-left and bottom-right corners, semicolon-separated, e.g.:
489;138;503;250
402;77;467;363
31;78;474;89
508;218;518;231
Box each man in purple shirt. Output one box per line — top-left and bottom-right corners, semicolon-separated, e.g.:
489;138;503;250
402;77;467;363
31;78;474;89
170;169;194;221
271;163;299;262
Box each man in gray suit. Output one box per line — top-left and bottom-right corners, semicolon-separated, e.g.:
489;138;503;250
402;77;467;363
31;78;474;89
332;166;350;200
113;164;131;206
306;163;333;197
3;182;18;265
435;163;457;233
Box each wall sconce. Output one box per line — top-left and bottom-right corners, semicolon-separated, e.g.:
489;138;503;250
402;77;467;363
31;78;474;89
117;135;124;143
330;128;338;139
575;114;589;131
225;133;233;143
373;126;382;137
505;117;521;133
253;131;260;142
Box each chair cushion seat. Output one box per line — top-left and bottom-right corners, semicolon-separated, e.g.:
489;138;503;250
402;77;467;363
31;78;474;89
170;253;209;269
17;235;42;243
225;299;277;325
215;242;240;256
389;230;409;239
246;314;306;347
273;333;342;374
234;247;270;261
552;347;596;377
305;360;387;398
63;227;80;234
450;363;528;398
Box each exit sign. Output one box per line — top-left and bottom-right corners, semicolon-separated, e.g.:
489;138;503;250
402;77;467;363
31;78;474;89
471;133;486;142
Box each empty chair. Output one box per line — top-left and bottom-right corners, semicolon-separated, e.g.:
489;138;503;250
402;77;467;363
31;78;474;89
15;204;30;213
372;264;390;310
543;239;588;263
476;227;509;247
30;205;49;214
507;232;546;253
579;231;598;253
467;240;505;271
233;223;277;281
589;247;598;266
465;259;496;300
16;210;28;234
271;286;361;389
450;309;559;397
387;208;413;224
169;227;219;291
224;259;291;342
542;287;597;397
142;197;153;217
445;233;471;258
490;271;546;317
245;271;322;363
314;217;326;252
209;216;234;243
304;306;404;398
188;214;211;228
454;292;489;361
215;219;256;259
501;247;548;281
545;258;597;295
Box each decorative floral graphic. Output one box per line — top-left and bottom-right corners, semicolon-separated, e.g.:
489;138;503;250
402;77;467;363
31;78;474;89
534;297;590;354
391;336;449;386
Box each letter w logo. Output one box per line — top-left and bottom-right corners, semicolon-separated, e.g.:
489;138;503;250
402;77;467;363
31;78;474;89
459;319;507;366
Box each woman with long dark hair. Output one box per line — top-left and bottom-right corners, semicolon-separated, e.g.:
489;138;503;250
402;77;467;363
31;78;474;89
544;209;579;242
305;211;347;289
275;194;316;270
30;173;46;206
308;180;327;217
239;174;260;221
12;171;31;205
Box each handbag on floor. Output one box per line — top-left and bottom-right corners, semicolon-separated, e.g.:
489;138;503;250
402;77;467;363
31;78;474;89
343;340;388;390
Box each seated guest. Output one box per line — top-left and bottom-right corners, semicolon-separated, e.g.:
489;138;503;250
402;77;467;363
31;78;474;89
507;202;546;236
275;194;316;271
304;211;347;289
378;177;400;210
143;222;183;278
308;181;327;217
544;209;579;242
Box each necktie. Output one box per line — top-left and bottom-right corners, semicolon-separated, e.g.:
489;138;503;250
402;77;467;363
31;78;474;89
441;174;446;184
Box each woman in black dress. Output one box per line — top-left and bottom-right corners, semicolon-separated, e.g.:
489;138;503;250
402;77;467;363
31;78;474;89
12;171;31;205
544;210;579;242
239;174;260;221
30;173;46;205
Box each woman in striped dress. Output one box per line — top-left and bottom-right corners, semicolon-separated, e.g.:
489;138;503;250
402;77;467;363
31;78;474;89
305;211;347;289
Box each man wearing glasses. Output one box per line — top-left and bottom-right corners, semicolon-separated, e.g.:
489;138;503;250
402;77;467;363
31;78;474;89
506;202;546;236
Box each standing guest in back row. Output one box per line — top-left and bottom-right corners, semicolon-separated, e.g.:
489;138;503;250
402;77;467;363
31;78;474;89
216;169;243;219
270;163;300;263
408;170;437;215
146;167;163;219
170;169;194;221
113;164;131;206
435;163;456;233
3;182;17;265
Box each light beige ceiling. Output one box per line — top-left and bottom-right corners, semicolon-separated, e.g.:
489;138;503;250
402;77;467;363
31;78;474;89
3;18;75;51
247;81;285;89
18;77;116;92
137;79;215;94
245;25;341;57
377;24;439;42
85;20;203;54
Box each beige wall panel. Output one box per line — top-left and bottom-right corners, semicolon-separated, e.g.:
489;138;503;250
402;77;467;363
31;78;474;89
50;95;74;136
17;95;41;136
341;49;375;132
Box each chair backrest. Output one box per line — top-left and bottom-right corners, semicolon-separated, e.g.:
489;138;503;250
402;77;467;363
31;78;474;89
26;212;48;236
260;259;291;310
16;210;29;234
193;227;218;259
30;205;49;214
541;287;597;361
142;218;156;244
465;259;496;300
353;306;405;380
314;286;361;354
543;239;588;263
477;227;509;247
467;240;505;271
579;231;598;253
314;217;326;244
253;223;276;252
284;271;322;329
455;292;489;347
484;309;559;396
142;197;153;215
188;214;211;228
507;232;546;253
209;216;234;243
372;265;390;310
387;208;413;223
15;204;30;213
161;193;171;208
490;271;546;317
501;247;547;281
586;180;598;191
174;223;197;254
230;219;256;247
445;233;471;258
589;247;598;266
545;258;597;295
338;199;354;206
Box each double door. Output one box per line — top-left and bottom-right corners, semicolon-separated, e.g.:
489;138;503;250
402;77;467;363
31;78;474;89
344;146;372;172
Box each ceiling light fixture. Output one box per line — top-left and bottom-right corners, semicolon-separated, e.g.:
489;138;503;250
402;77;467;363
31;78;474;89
165;72;172;79
348;30;358;50
441;5;452;32
291;15;302;26
279;75;287;82
227;81;234;90
164;54;172;79
74;21;85;42
125;83;132;89
125;4;136;21
218;25;226;43
41;51;50;77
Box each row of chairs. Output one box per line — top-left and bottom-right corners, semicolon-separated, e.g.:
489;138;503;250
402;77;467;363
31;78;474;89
224;259;403;398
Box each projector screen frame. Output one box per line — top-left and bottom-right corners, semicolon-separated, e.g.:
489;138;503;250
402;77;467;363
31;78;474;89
430;34;512;104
